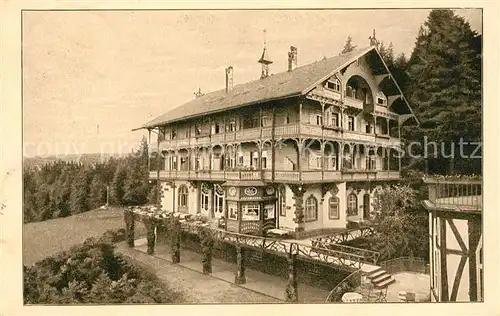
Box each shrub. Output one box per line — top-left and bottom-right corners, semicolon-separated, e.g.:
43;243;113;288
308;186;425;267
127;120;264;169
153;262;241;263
23;238;181;304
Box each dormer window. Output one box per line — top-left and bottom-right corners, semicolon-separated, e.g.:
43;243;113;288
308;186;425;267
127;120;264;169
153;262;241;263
326;78;341;92
376;92;387;106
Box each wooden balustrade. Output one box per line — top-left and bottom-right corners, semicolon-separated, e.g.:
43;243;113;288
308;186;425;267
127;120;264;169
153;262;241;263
424;178;482;210
149;168;400;182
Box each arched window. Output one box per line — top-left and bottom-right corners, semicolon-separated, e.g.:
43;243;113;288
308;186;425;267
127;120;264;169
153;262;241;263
305;195;318;222
178;185;189;209
328;197;339;219
347;193;358;216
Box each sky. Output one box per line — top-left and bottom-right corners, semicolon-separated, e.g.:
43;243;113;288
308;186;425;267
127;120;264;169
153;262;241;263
22;9;482;157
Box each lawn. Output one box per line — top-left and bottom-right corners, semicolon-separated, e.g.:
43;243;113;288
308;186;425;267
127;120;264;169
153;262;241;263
23;207;145;266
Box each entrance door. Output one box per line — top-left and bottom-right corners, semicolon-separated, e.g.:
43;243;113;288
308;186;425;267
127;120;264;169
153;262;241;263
363;193;371;219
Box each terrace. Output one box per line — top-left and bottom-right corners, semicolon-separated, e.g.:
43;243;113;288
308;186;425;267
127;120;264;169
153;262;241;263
422;176;482;213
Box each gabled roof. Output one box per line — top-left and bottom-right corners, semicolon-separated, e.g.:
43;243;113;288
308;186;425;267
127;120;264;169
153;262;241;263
138;45;416;130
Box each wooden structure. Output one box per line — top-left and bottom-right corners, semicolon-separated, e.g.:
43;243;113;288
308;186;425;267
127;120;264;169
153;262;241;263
422;177;483;302
134;39;419;238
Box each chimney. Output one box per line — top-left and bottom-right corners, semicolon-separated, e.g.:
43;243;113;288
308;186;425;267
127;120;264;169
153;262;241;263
225;66;234;93
288;46;298;71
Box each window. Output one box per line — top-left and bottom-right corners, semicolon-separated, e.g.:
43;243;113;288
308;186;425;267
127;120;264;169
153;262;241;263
264;204;275;219
366;153;376;170
261;151;268;169
331;112;339;127
228;202;238;219
242;203;260;220
227;120;236;132
178;185;188;209
251;152;259;168
326;78;341;92
347;193;358;216
171;156;177;170
316;115;322;125
308;152;322;169
171;128;177;140
347;116;355;131
261;116;270;127
238;152;244;166
195;124;202;136
328;156;337;170
214;184;224;215
305;196;318;221
365;123;372;134
328;197;339;219
284;114;290;125
200;184;209;212
213;123;220;134
180;156;188;171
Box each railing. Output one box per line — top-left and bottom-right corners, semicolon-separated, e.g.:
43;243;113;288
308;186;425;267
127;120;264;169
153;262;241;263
311;226;376;246
325;269;362;303
149;169;400;182
344;97;364;110
379;257;429;275
274;124;299;137
424;178;482;211
127;208;376;271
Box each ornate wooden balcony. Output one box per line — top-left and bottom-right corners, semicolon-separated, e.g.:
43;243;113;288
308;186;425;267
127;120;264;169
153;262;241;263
344;97;364;110
151;122;400;153
149;169;400;183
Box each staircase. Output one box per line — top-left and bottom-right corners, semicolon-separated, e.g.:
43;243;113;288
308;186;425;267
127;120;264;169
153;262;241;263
366;267;395;289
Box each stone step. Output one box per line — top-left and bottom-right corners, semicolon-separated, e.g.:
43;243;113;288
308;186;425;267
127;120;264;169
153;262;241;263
367;269;385;279
374;277;396;289
372;273;391;284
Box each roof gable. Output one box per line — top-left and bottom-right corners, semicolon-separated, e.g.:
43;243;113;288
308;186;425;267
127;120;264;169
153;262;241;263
139;46;412;129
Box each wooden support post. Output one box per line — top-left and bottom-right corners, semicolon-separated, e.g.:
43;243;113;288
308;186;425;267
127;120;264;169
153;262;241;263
144;217;156;255
468;217;481;301
124;209;135;248
200;228;214;274
235;246;246;284
172;220;181;263
285;253;298;302
439;218;449;301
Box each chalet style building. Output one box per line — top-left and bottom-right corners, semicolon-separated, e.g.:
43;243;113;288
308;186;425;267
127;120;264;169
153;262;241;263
137;38;417;239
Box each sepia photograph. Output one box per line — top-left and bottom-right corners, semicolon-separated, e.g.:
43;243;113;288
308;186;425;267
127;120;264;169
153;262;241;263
10;5;491;309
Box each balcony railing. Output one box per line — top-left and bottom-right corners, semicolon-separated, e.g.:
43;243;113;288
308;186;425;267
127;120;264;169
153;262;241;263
151;122;400;152
424;178;482;211
344;97;364;110
149;169;400;182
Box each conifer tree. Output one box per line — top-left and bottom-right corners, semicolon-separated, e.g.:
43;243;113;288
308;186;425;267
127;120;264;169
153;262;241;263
70;168;92;215
341;35;357;54
405;9;481;174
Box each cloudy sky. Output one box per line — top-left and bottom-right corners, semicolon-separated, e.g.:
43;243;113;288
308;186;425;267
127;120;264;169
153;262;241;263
22;9;482;157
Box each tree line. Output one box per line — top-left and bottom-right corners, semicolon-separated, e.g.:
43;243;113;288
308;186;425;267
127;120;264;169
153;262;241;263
23;137;156;223
341;9;482;175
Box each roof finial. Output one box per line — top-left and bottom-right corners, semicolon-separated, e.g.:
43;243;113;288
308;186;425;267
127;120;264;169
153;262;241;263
369;29;380;48
194;87;204;98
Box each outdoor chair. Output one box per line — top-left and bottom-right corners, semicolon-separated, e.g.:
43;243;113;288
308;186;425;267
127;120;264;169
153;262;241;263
375;287;388;302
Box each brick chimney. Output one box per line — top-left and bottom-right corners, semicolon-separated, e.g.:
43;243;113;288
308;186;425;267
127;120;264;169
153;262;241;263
288;46;298;72
225;66;234;93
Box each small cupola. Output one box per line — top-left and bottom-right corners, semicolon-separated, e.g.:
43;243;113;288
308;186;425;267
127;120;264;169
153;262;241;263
258;29;273;79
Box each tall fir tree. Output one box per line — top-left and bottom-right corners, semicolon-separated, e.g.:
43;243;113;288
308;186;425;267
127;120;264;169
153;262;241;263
110;165;127;205
405;9;481;174
341;35;357;54
69;167;92;215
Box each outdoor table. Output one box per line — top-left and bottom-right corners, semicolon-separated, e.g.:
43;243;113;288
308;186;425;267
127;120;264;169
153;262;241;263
342;292;363;303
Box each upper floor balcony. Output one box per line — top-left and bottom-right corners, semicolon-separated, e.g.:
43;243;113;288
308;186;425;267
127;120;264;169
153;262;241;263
151;122;400;152
423;177;482;213
149;169;400;184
